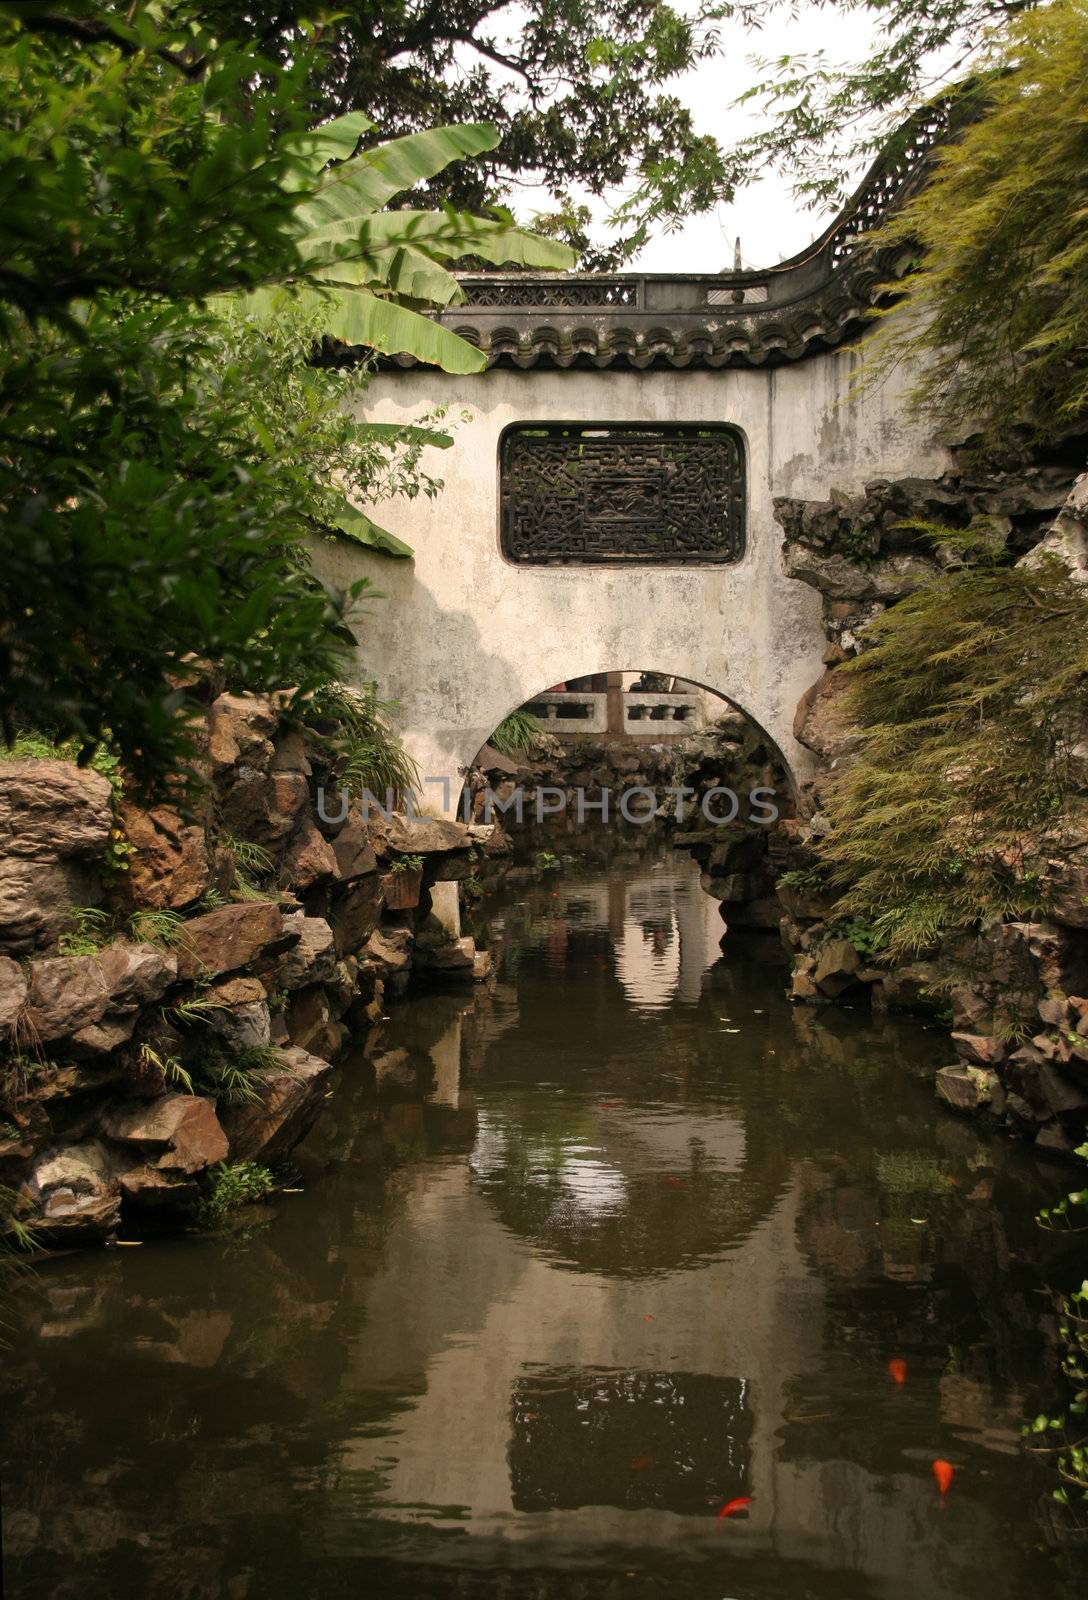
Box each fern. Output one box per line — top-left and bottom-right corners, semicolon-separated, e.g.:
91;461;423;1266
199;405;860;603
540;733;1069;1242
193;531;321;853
57;905;111;956
129;909;185;947
862;1;1088;446
305;681;419;803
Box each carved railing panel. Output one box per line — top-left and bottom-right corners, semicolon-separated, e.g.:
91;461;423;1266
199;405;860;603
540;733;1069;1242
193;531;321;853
500;424;746;565
460;279;640;308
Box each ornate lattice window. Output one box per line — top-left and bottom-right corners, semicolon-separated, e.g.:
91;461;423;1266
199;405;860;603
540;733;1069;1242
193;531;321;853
499;423;746;566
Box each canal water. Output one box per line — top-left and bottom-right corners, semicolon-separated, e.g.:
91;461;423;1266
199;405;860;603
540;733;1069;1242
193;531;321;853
1;848;1082;1599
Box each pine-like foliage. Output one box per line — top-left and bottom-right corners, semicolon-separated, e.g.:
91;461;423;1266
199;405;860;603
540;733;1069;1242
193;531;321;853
868;0;1088;445
820;558;1088;952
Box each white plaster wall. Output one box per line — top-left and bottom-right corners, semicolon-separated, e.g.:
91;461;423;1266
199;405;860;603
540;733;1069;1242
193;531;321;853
309;342;947;814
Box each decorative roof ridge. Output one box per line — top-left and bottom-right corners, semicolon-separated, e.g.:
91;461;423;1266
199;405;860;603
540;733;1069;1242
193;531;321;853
386;97;960;373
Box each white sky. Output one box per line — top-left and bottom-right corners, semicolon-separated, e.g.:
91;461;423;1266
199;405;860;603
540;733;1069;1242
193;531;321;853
629;6;881;270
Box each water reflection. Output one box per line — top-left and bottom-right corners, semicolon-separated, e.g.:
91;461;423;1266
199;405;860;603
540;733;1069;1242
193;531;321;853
0;850;1081;1600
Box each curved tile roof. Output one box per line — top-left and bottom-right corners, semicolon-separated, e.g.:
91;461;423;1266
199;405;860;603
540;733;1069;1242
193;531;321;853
392;99;954;373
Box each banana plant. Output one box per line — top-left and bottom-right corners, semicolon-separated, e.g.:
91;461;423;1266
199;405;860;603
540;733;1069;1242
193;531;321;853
227;113;573;376
216;113;573;556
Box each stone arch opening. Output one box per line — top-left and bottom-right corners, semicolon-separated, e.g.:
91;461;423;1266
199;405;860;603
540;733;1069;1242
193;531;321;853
456;670;795;936
460;668;798;803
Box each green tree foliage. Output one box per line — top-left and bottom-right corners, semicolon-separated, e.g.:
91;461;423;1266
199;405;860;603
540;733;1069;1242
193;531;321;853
863;0;1088;444
818;556;1088;953
0;4;570;798
193;0;737;266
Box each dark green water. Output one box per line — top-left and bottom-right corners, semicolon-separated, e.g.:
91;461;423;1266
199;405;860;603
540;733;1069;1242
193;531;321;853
1;849;1082;1599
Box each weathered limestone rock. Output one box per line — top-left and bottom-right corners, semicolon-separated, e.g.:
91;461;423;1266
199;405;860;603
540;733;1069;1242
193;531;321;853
874;961;941;1013
363;926;413;977
1019;471;1088;581
70;1015;140;1056
370;813;475;857
415;935;477;975
271;728;312;776
202;976;271;1050
791;968;820;1001
277;914;338;991
24;954;110;1041
0;954;27;1035
119;1167;201;1210
330;876;384;957
219;770;309;847
949;985;994;1034
936;1065;1001;1115
793;669;859;764
207;692;277;774
783;543;938;603
1034;1122;1081;1161
701;870;751;904
812;937;862;997
117;802;210;910
219;1045;332;1163
283;817;339;889
102;1095;229;1174
0;855;102;953
0;760;112;861
99;941;178;1013
951;1032;1009;1068
1036;1063;1088;1122
24;940;173;1056
328;812;377;880
26;1142;121;1240
429;851;476;882
284;986;342;1060
175;901;294;980
776;883;837;923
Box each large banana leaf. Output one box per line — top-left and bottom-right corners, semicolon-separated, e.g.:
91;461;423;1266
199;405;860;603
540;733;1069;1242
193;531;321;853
293;124;501;232
309;243;465;307
282;110;376;184
224;118;572;373
301;208;574;270
330;494;414;558
342;419;454;449
299;285;487;372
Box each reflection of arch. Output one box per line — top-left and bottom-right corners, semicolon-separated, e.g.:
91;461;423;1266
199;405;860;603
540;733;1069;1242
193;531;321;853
465;861;795;1276
471;1105;790;1278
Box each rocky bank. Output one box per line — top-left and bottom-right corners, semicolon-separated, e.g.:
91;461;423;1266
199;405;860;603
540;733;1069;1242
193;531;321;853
0;691;501;1248
774;447;1088;1162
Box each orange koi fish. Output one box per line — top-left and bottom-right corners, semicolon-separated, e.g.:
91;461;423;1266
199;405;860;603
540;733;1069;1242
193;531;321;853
932;1459;955;1496
717;1496;753;1519
888;1358;908;1386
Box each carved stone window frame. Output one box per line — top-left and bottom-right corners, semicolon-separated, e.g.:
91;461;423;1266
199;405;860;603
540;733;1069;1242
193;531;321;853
497;422;748;568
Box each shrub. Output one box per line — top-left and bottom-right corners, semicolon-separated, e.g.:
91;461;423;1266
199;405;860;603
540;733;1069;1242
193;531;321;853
817;559;1088;953
197;1162;274;1227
